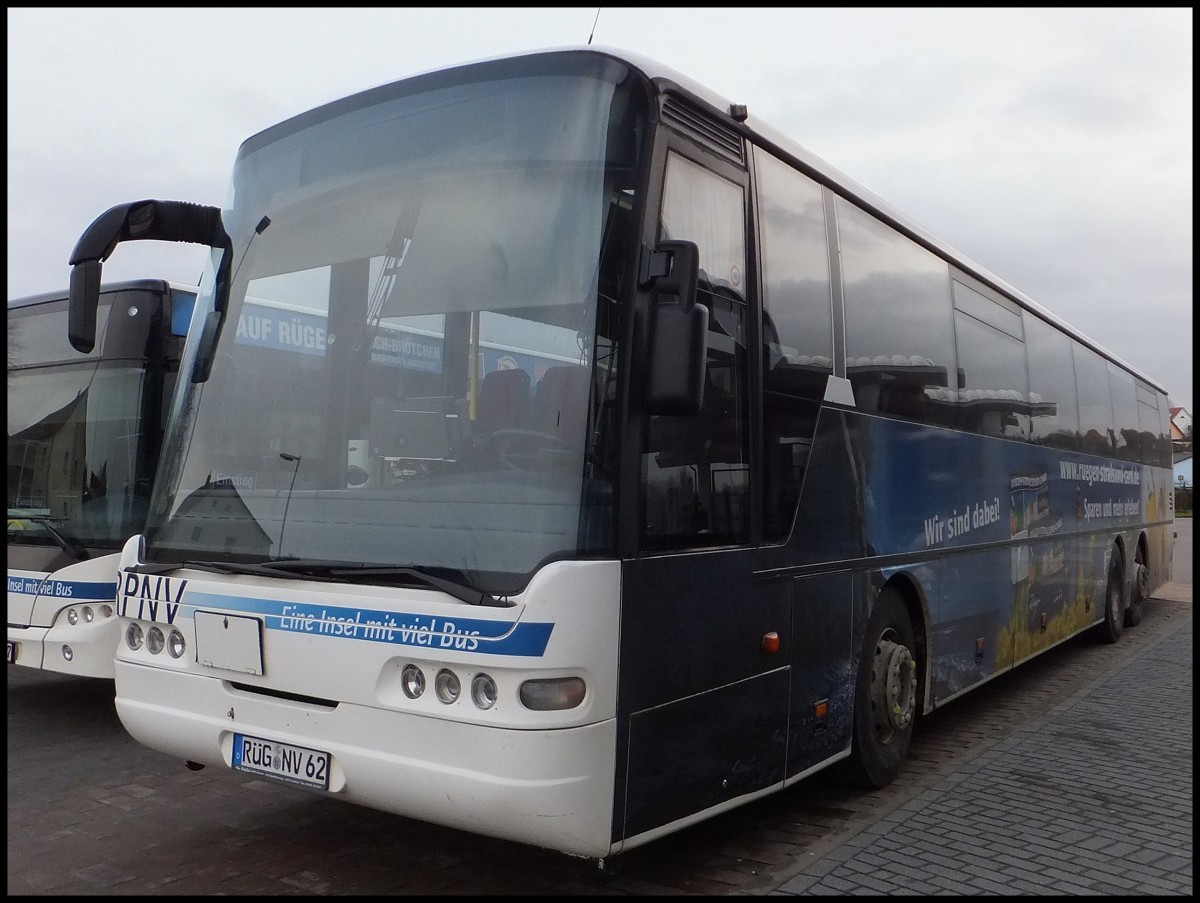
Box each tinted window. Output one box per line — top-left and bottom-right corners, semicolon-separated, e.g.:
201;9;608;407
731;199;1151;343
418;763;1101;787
642;151;751;549
9;297;113;366
1108;363;1138;461
1155;395;1172;469
1136;382;1164;466
953;311;1029;439
1024;314;1080;450
1073;344;1113;456
951;279;1028;439
838;198;955;426
755;148;832;539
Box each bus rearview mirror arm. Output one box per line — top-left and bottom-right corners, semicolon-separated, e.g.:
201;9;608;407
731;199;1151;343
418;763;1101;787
68;200;230;361
641;240;707;416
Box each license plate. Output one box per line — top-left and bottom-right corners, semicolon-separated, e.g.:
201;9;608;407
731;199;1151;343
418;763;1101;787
6;642;15;664
231;733;330;790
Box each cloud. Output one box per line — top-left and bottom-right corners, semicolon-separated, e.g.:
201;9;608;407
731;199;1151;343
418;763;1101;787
7;7;1191;410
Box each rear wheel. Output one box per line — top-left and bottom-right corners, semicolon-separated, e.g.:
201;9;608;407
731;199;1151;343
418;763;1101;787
1124;549;1148;628
1095;550;1125;644
838;587;918;789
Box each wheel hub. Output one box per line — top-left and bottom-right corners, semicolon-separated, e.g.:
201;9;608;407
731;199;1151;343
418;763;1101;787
870;637;917;736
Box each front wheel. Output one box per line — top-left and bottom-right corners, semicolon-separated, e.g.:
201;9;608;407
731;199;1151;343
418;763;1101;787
837;587;918;790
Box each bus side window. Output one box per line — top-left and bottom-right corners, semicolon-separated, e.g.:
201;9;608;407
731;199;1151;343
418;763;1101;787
642;310;750;548
755;148;834;540
641;150;750;550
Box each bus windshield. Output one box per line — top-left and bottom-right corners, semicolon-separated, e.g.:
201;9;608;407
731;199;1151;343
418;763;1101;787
8;364;152;552
147;58;643;592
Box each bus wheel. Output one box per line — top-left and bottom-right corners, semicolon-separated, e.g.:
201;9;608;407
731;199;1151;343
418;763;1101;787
1124;553;1148;628
1095;551;1125;644
840;587;917;790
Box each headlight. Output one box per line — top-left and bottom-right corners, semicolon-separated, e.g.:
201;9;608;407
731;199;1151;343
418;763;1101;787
146;626;165;655
434;669;460;704
125;622;144;651
471;673;498;710
67;608;79;626
82;606;95;623
401;664;426;699
167;629;186;659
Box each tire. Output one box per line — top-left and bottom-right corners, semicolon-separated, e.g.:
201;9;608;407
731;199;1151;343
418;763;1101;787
1124;553;1148;628
838;587;918;790
1095;550;1125;644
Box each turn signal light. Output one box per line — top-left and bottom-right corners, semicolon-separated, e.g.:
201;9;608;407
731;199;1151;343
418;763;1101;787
520;676;585;710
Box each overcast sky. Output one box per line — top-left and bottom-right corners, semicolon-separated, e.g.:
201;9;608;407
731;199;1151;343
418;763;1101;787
8;7;1193;412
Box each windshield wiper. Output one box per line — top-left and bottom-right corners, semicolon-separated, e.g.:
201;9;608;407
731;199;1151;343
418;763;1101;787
265;560;512;608
324;565;512;608
26;517;90;561
131;559;512;607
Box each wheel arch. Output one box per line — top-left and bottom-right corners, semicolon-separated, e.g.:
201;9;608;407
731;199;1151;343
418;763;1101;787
1135;530;1150;568
1112;532;1128;569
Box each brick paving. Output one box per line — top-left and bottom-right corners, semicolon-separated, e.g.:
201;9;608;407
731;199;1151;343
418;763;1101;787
770;582;1192;896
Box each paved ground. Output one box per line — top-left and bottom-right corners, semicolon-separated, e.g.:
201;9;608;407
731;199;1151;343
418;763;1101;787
7;520;1192;895
771;581;1193;896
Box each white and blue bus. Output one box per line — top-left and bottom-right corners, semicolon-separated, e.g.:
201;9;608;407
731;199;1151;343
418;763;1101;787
64;47;1173;864
8;279;195;678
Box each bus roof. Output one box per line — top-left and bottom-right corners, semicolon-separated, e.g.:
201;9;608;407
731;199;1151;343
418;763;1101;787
580;45;1166;396
8;278;198;311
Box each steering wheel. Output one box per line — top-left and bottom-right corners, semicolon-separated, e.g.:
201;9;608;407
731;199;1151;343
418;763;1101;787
486;429;574;471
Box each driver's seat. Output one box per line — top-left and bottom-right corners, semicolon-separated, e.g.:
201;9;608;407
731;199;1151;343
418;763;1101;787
474;367;531;438
531;365;590;446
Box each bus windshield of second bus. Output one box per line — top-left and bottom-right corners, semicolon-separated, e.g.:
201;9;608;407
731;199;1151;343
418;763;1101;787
7;279;195;677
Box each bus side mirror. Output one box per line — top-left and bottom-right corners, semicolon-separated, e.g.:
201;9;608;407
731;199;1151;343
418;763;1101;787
68;260;102;353
189;310;226;384
642;240;708;416
68;199;227;353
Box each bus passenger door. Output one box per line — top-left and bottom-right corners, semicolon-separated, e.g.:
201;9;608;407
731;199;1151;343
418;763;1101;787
619;146;790;840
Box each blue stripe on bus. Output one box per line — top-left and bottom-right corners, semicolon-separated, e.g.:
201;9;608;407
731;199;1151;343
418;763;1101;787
182;591;553;656
7;575;117;600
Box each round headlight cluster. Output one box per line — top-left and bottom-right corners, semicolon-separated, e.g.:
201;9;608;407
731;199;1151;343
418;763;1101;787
125;621;186;659
399;664;501;711
395;665;586;712
64;604;112;627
